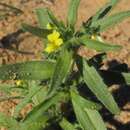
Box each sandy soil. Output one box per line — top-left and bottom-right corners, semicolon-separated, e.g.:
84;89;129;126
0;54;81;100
0;0;130;130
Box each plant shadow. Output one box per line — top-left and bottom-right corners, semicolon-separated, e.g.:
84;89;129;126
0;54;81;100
102;60;130;130
0;29;34;55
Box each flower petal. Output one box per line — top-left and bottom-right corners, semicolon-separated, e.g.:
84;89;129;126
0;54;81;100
55;38;63;46
47;30;60;42
47;34;54;42
45;43;58;53
53;30;60;39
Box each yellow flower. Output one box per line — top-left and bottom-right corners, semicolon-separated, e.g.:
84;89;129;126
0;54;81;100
54;38;63;46
47;30;60;42
45;43;58;53
47;23;53;30
91;35;103;42
91;35;96;40
15;80;23;86
45;30;63;53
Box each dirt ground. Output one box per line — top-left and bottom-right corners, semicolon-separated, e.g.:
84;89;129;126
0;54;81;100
0;0;130;130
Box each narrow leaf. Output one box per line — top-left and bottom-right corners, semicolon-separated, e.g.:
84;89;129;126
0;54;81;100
60;118;76;130
0;84;14;94
91;10;130;32
92;0;119;21
79;36;122;52
32;87;48;105
122;73;130;85
21;92;66;130
71;89;101;110
0;113;18;128
47;10;66;32
82;59;120;114
71;90;107;130
67;0;80;28
36;8;52;28
23;93;63;124
22;23;51;38
19;115;48;130
14;81;43;118
48;49;73;95
0;61;55;80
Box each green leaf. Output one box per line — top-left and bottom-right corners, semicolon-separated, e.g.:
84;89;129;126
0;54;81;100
36;8;65;32
14;81;43;118
9;116;48;130
0;61;55;80
82;59;120;114
79;36;122;52
0;84;26;96
18;115;48;130
60;118;76;130
67;0;80;28
122;73;130;85
47;9;65;32
48;49;73;95
36;8;53;28
23;92;63;124
70;89;101;110
32;87;48;105
71;90;107;130
22;23;51;38
20;92;67;130
0;112;18;128
47;9;60;27
0;84;14;94
91;10;130;32
92;0;119;22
